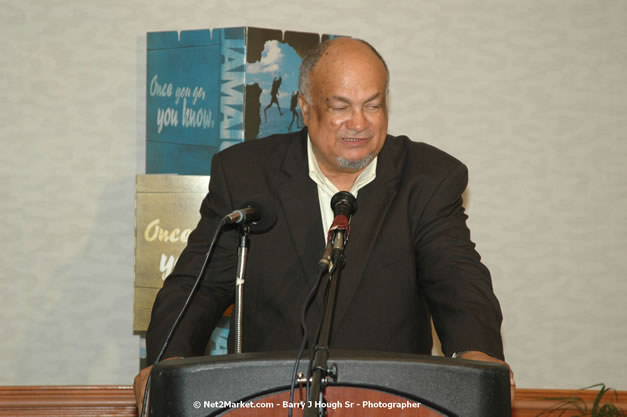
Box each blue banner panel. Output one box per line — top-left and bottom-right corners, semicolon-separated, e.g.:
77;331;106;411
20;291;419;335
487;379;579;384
146;28;246;174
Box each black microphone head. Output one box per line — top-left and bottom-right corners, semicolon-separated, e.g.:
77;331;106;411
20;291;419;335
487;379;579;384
241;195;278;233
330;191;357;218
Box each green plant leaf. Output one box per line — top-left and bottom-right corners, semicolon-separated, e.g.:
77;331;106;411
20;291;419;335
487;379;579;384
535;384;625;417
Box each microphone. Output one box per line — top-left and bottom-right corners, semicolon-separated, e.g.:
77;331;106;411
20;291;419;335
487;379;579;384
222;196;278;233
222;207;259;224
319;191;358;270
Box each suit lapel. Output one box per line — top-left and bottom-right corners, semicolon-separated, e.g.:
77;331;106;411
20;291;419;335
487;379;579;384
275;130;326;294
330;136;403;334
272;132;405;335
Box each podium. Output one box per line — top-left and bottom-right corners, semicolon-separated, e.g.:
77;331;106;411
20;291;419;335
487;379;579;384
148;350;511;417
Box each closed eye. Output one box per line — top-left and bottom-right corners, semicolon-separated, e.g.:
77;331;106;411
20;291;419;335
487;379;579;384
365;102;382;111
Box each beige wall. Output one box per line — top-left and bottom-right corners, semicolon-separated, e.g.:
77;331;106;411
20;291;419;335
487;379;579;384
1;0;626;388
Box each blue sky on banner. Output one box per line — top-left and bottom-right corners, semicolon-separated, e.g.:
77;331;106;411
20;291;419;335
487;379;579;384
247;40;303;137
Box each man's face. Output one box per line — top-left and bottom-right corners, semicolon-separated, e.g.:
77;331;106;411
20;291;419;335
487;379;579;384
299;40;388;177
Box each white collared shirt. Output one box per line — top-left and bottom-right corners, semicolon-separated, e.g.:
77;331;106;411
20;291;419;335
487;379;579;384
307;136;377;239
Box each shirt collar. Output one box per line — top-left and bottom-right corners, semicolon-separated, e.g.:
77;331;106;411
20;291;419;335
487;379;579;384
307;135;377;196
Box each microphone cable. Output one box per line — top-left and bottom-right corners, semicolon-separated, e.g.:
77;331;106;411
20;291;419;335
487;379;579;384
287;264;327;417
305;272;332;404
140;218;227;417
289;191;356;415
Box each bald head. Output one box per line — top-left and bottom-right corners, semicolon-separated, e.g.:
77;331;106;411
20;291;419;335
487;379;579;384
299;38;389;104
296;37;389;185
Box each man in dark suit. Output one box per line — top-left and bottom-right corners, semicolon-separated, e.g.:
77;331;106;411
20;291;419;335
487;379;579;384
134;37;515;410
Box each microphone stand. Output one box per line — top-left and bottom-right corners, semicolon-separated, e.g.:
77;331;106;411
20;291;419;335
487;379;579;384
304;248;344;417
233;223;250;354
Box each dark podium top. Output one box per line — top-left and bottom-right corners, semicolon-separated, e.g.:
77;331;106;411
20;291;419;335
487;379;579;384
148;350;511;417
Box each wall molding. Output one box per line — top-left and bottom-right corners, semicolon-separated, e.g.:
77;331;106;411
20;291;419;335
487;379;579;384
0;386;624;416
0;385;137;416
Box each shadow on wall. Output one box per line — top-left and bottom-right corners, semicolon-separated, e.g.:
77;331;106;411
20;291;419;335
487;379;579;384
6;176;137;385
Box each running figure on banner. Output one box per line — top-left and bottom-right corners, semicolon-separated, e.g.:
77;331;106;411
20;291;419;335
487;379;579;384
264;76;283;122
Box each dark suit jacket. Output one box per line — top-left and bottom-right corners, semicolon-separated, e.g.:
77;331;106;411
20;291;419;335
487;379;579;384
146;129;504;364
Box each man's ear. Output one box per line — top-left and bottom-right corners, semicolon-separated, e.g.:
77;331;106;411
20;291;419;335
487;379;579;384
298;94;309;126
